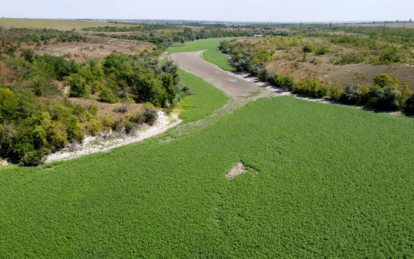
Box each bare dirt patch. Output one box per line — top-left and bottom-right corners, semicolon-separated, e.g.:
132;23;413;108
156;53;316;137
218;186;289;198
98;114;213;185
227;162;247;179
30;38;154;61
171;51;259;97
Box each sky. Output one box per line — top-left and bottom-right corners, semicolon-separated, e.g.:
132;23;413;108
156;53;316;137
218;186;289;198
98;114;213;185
1;0;413;22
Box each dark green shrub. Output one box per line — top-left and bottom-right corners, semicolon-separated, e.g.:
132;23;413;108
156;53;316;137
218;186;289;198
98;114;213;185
303;45;316;53
315;46;329;56
20;48;35;63
379;51;401;64
20;150;44;166
405;94;414;114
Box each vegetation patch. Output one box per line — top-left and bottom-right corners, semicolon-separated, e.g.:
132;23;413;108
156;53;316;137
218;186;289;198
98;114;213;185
1;97;413;257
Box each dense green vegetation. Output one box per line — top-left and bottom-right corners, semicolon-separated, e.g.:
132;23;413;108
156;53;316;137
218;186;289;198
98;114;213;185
0;27;192;165
177;69;228;122
169;37;241;71
1;97;413;257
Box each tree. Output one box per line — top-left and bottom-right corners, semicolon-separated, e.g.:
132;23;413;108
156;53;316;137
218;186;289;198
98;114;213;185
162;74;176;105
66;74;89;97
99;87;118;103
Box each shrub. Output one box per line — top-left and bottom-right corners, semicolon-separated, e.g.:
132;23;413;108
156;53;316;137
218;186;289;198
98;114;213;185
20;48;35;63
131;113;145;124
66;74;89;98
99;87;118;103
329;85;343;101
20;150;44;166
405;94;414;114
374;86;404;111
373;73;400;88
343;84;362;104
124;121;134;133
303;45;316;53
32;77;44;96
379;51;401;64
144;107;158;125
315;46;329;56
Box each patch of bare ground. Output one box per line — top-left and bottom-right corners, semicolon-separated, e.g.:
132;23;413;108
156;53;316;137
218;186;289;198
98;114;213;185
227;162;247;179
28;37;154;61
267;61;414;91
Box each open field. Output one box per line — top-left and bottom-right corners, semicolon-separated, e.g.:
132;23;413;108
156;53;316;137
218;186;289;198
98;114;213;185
169;37;242;71
32;38;155;61
349;23;414;29
0;18;140;30
1;95;413;257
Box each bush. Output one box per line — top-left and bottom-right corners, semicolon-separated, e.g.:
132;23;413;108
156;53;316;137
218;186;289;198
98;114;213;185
20;150;44;166
405;94;414;114
32;77;44;96
315;46;329;56
144;107;158;125
124;121;134;133
274;75;294;90
374;86;404;111
66;74;89;98
20;48;35;63
303;45;316;53
99;87;118;103
343;84;362;104
373;73;400;88
379;51;401;64
329;86;343;101
131;113;145;124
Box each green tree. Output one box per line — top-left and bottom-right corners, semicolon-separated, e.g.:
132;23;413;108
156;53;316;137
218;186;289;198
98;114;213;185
66;74;89;97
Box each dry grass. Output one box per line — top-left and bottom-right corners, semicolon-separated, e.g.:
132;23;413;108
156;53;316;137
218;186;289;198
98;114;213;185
237;37;414;90
0;18;140;30
25;37;154;61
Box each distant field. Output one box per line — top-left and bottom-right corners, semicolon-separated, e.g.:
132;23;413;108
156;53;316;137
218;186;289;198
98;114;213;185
169;37;242;71
0;18;140;30
349;22;414;29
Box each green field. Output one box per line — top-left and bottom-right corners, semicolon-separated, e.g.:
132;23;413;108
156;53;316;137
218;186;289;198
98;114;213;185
1;95;413;257
168;37;241;71
177;69;228;122
0;18;140;30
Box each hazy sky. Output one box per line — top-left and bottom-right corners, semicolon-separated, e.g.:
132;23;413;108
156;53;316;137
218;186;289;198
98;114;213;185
1;0;413;22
